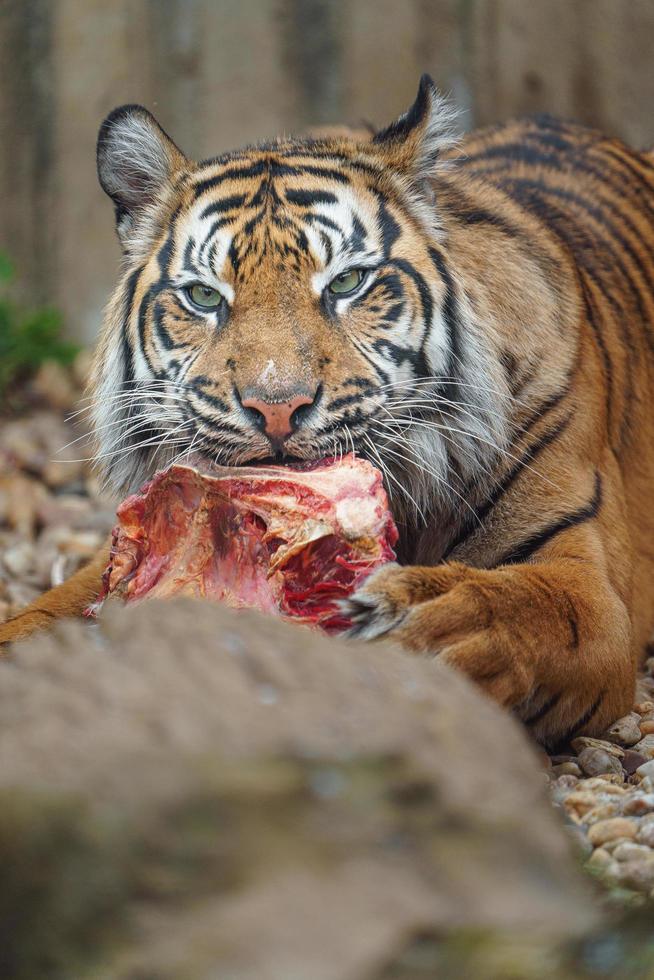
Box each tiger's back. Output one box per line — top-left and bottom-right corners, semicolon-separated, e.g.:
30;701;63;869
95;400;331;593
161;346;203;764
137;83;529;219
439;115;654;654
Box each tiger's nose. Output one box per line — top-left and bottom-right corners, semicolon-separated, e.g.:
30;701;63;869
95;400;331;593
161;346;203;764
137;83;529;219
240;390;317;442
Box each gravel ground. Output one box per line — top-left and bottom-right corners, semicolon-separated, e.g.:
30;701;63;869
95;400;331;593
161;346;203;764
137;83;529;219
2;359;654;904
0;358;115;623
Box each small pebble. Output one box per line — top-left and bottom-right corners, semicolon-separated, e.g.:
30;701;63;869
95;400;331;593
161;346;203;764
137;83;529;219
622;750;648;775
551;762;582;777
635;702;654;715
571;736;624;758
586;847;613;871
604;713;642;747
582;777;626;792
577;747;624;778
613;841;653;862
553;774;579;790
602;836;634;854
2;541;35;578
582;803;620;825
639;721;654;736
636;759;654;779
633;735;654;759
615;857;654;892
622;794;654;816
636;822;654;847
563;791;600;817
587;817;638;846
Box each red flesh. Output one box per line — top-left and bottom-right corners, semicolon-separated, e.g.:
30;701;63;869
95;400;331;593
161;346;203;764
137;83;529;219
94;454;398;633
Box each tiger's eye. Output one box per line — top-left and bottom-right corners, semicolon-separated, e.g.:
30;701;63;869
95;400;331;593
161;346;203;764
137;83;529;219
328;268;364;295
187;283;224;309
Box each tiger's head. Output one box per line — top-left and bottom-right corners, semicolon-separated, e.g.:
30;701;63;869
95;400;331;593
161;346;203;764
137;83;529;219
92;76;523;543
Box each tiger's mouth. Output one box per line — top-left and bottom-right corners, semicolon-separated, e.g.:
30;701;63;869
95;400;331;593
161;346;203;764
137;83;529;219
247;453;320;467
171;448;334;476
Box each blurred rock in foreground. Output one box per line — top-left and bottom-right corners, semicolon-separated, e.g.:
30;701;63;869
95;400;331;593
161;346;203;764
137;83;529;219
0;599;619;980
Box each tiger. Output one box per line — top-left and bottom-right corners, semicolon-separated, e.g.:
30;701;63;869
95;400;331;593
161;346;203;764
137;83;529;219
2;74;653;750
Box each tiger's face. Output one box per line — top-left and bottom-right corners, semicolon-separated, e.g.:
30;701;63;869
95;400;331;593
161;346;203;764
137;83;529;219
93;78;508;532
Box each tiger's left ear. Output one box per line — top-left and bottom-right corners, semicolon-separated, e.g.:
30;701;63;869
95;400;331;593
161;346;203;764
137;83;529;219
371;74;459;185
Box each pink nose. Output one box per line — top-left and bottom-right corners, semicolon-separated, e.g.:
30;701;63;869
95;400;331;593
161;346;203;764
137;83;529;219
241;392;315;442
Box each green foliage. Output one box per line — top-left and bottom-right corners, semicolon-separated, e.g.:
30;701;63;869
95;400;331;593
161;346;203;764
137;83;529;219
0;252;79;400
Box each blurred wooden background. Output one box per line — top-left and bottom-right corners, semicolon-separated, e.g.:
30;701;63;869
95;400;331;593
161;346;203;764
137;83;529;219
2;0;654;342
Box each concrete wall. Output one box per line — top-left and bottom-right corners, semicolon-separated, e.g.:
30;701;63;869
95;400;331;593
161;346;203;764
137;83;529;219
2;0;654;342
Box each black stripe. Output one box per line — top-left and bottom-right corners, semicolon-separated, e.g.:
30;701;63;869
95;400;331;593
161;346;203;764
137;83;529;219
284;188;338;207
518;380;575;434
193;161;268;197
579;275;615;433
137;288;158;376
428;247;463;393
272;163;351;183
483;163;654;316
189;382;230;414
182;237;196;273
498;471;602;566
525;692;562;727
348;337;391;385
387;258;433;378
327;391;374;412
600;144;654;222
464;140;569;174
319;230;333;264
445;412;572;557
199;194;248;220
156;225;176;278
493;180;646;436
121;265;143;387
152;301;182;352
442;183;564;285
375;192;401;258
556;691;606;749
306;212;345;238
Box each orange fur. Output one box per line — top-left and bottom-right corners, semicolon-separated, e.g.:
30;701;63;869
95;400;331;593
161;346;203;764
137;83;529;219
2;79;653;747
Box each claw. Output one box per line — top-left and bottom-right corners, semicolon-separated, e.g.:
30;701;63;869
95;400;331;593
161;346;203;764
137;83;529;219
340;592;407;641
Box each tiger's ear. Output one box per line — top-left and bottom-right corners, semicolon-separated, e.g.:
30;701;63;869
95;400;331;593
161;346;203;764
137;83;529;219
97;105;187;248
371;75;459;185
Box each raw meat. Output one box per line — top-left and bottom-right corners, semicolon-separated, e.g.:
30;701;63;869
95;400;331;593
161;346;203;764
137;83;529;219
95;454;398;633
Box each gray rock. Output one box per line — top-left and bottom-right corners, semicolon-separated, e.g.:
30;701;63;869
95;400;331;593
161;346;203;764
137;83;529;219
604;713;642;747
577;747;624;778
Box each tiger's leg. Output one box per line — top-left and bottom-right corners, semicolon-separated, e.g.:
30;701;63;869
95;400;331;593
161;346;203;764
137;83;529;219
0;540;111;649
345;471;637;748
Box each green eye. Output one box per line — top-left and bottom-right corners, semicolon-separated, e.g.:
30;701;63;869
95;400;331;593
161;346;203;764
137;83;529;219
187;283;224;309
328;268;365;296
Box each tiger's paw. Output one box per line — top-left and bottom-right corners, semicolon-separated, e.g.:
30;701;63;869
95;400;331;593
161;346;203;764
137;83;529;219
344;561;535;707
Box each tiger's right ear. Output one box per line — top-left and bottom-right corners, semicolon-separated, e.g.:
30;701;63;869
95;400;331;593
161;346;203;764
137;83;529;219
97;105;187;249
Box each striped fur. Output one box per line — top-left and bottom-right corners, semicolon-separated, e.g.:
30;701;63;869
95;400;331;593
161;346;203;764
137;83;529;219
3;77;654;749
